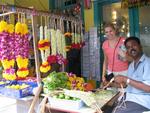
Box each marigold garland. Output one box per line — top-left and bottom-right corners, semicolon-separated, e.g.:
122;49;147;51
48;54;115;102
64;32;72;52
15;22;30;78
38;40;50;50
64;32;72;38
0;20;16;80
0;20;8;32
40;61;51;73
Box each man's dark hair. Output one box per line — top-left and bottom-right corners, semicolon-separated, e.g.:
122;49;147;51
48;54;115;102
124;36;141;46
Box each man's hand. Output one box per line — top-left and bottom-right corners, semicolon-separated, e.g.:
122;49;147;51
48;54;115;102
114;75;128;84
102;75;106;82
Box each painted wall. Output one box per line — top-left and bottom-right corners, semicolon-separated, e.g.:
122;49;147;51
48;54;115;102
0;0;15;5
84;3;94;32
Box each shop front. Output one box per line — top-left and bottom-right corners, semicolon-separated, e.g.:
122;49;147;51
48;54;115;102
90;0;150;83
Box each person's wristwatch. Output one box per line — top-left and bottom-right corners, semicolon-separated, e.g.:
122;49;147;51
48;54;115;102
126;78;130;84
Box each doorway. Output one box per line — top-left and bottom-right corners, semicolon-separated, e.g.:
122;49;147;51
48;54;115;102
101;2;129;37
139;6;150;56
93;1;129;82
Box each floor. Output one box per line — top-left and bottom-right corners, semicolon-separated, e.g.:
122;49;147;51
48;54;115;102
0;96;17;113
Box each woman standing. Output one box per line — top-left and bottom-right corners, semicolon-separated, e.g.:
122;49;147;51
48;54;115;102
102;23;128;83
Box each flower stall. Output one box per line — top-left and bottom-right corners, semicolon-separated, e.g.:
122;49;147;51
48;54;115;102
0;4;118;113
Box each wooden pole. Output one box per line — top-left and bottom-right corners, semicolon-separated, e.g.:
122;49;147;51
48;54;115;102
0;11;14;17
28;85;42;113
28;14;42;113
31;14;41;85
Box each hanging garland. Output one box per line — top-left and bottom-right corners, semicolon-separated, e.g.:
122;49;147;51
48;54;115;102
38;17;51;73
50;29;57;55
47;17;67;66
0;20;16;80
71;22;85;49
64;20;72;52
56;18;67;61
60;18;67;60
15;15;30;78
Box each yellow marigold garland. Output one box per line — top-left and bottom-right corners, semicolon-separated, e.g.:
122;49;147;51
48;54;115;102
0;20;8;32
0;21;17;80
40;61;51;73
16;56;29;78
15;22;29;78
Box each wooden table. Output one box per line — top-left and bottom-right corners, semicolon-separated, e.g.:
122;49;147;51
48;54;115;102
45;103;96;113
45;92;120;113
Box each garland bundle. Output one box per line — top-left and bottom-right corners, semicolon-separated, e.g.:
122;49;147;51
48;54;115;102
15;22;30;78
47;28;67;66
0;20;16;80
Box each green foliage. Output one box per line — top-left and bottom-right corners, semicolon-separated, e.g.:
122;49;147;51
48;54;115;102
42;71;69;91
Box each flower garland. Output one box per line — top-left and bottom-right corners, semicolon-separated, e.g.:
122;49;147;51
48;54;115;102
64;21;72;52
64;32;72;52
71;22;85;49
47;19;67;66
38;26;51;73
62;33;67;59
50;29;57;55
47;54;67;65
47;18;67;66
47;29;67;65
56;29;62;54
0;20;16;80
15;22;30;78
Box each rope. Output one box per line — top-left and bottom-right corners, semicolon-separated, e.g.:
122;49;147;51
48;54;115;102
38;95;52;113
101;78;127;113
112;84;126;113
